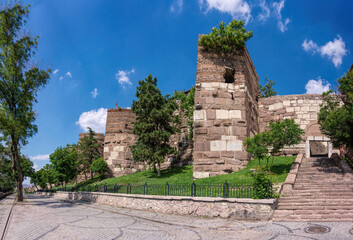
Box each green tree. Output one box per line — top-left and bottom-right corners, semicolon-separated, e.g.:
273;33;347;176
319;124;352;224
318;68;353;150
259;76;277;98
0;4;50;201
91;157;108;179
131;74;178;176
42;164;56;189
199;19;253;55
77;128;101;180
245;119;304;171
50;145;78;186
0;139;15;191
172;87;195;141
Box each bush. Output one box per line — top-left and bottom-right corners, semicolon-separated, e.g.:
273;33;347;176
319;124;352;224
91;158;108;178
251;167;279;199
199;19;253;55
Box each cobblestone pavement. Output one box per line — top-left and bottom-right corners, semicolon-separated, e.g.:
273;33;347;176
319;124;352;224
0;194;14;238
3;194;353;240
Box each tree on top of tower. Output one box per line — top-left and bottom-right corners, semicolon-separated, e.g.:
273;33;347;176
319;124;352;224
198;19;253;55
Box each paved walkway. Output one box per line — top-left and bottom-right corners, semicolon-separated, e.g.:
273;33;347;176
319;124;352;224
2;194;353;239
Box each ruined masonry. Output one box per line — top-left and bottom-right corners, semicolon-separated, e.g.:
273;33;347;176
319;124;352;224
79;37;333;179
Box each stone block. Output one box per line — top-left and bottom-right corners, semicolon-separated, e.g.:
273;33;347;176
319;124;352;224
195;142;210;151
229;110;242;119
286;107;294;112
194;110;205;120
221;135;237;141
226;140;242;151
206;110;216;120
210;140;227;151
216;110;229;119
221;151;234;158
204;151;220;158
283;101;291;106
193;171;210;179
195;128;207;134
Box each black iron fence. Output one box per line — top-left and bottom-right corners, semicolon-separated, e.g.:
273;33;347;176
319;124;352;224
37;181;274;199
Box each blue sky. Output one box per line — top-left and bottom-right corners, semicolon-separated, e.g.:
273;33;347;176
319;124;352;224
22;0;352;173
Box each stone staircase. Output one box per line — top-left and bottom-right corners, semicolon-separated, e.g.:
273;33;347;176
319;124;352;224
273;157;353;222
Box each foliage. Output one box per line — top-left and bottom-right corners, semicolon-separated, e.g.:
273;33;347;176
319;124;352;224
318;68;353;149
259;76;277;98
131;74;178;176
198;19;253;55
50;144;78;185
0;139;15;191
0;4;50;201
245;119;304;171
251;167;279;199
91;157;108;178
77;127;101;180
172;87;195;141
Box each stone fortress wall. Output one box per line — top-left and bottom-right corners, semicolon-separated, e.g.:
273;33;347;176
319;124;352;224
192;44;259;179
78;38;334;179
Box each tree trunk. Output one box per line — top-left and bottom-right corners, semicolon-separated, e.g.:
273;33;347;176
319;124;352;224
157;161;161;176
84;172;87;181
90;170;93;179
10;139;24;201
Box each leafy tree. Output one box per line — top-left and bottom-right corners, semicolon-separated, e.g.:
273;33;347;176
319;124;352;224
20;155;35;179
199;19;253;55
78;128;101;180
91;157;108;179
245;119;304;171
50;145;78;186
172;87;195;141
0;139;15;191
42;164;56;189
131;74;178;176
259;76;277;98
318;68;353;150
0;4;50;201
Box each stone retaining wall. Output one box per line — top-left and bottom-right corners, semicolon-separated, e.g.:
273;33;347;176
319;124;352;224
51;191;276;221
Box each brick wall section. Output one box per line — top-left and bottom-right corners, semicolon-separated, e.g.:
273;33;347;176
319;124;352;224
104;108;193;177
193;43;259;179
259;94;323;155
104;109;143;177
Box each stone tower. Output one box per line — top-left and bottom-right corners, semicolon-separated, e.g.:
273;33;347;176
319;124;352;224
103;109;144;177
193;40;259;178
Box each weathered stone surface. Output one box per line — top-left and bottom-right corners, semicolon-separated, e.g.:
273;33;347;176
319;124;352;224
310;141;328;155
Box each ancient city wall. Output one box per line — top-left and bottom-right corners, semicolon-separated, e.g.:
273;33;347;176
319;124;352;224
193;44;259;179
259;94;324;155
104;107;193;177
104;109;143;177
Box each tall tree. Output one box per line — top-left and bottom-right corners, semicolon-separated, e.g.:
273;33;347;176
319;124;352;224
131;74;178;176
0;4;50;200
0;4;50;201
50;144;78;186
77;128;101;180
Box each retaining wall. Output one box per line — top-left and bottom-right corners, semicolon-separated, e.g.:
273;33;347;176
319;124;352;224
50;191;276;221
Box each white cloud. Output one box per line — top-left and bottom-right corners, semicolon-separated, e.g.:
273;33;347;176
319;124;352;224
90;88;99;98
59;76;63;81
302;39;319;53
302;36;347;67
272;0;290;32
115;68;135;86
66;72;72;78
258;0;270;22
76;108;107;133
198;0;251;23
170;0;183;13
30;154;50;161
53;69;59;74
320;36;347;67
305;77;331;94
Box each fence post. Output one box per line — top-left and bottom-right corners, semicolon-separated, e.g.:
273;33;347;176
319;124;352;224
144;182;147;195
95;185;98;192
165;182;169;196
114;184;117;193
127;183;131;194
191;181;196;197
223;181;229;198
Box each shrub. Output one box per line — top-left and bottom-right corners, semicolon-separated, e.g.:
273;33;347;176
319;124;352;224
199;19;253;55
91;158;108;178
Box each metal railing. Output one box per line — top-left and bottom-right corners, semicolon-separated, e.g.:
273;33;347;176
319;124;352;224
37;181;274;199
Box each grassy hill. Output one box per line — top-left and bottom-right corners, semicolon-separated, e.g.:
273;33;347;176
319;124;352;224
66;156;295;189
